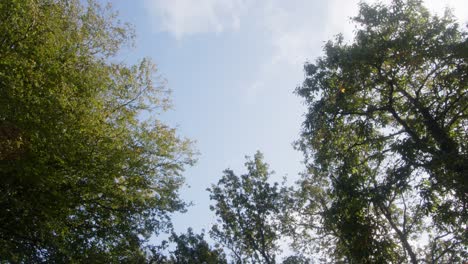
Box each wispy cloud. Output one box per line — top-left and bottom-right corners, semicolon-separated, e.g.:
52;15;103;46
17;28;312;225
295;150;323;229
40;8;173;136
144;0;248;39
144;0;467;41
242;0;360;102
144;0;467;101
241;0;467;102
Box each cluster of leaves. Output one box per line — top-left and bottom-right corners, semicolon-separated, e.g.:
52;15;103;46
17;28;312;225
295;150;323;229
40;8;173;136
147;229;228;264
208;152;287;264
293;0;467;263
208;152;310;264
0;0;194;262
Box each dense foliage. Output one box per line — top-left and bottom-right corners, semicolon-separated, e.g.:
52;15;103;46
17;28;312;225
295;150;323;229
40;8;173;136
168;229;228;264
146;229;228;264
0;0;194;262
208;152;286;264
295;0;467;262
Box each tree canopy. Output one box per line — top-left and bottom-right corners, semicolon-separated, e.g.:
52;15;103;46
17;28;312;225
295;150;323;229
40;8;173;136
167;228;228;264
295;0;467;262
208;152;286;264
0;0;194;262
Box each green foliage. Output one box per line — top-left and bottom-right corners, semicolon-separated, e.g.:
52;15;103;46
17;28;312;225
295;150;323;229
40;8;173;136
208;152;285;264
295;0;467;263
168;228;228;264
145;229;228;264
281;255;310;264
0;0;194;262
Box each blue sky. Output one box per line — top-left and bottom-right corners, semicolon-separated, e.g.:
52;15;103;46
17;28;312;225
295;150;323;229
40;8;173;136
107;0;467;240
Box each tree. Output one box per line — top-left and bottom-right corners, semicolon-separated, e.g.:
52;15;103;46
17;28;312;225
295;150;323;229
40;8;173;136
295;0;467;263
145;229;227;264
0;0;194;262
167;228;228;264
281;255;310;264
208;152;285;264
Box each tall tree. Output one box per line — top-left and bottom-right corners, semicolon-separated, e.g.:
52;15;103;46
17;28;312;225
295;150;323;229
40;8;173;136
295;0;467;263
208;152;285;264
0;0;194;262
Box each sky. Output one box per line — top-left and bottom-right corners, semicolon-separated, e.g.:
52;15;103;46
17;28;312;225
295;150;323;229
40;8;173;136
107;0;467;243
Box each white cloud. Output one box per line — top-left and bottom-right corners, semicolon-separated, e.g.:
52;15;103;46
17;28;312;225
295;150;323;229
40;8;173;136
243;0;348;102
244;0;467;102
144;0;248;39
144;0;467;101
145;0;467;40
261;0;325;66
